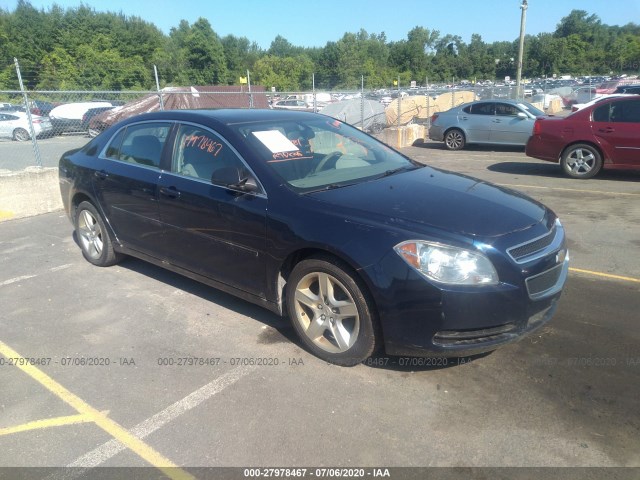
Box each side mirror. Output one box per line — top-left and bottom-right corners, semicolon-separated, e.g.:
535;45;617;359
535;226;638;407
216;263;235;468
211;166;259;193
517;112;528;119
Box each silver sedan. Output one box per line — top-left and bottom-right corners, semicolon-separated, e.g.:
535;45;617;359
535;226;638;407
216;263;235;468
0;111;53;141
428;100;546;150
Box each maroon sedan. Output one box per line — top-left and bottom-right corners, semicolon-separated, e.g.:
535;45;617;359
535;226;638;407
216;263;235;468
526;96;640;178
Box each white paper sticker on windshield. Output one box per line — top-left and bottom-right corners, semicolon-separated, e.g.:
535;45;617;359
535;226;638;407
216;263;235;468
252;130;299;153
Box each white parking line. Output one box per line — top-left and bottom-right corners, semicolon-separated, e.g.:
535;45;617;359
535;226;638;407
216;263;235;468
0;243;34;255
45;364;256;480
0;264;73;286
0;274;37;286
50;264;73;272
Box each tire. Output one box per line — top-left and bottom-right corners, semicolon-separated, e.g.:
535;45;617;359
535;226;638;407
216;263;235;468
561;143;602;179
444;129;465;150
75;201;122;267
286;256;379;366
13;128;30;142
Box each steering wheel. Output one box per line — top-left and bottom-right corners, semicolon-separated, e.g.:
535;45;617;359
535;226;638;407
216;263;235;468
312;151;343;174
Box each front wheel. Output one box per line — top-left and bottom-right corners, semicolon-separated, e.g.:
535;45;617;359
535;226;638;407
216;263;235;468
561;143;602;179
286;257;378;366
444;129;465;150
75;201;122;267
13;128;30;142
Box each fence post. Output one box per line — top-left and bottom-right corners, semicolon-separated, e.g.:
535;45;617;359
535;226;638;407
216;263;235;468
360;75;364;130
312;73;316;113
396;76;401;147
14;58;42;167
247;70;254;109
154;65;164;111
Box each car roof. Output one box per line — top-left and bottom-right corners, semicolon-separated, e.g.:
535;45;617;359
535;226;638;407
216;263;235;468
467;99;526;106
121;108;322;127
456;99;531;109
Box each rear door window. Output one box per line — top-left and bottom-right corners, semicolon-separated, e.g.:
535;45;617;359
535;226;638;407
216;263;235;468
467;103;495;115
593;104;610;122
104;122;171;169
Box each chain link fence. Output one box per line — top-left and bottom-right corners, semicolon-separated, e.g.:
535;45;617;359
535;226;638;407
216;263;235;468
1;64;542;171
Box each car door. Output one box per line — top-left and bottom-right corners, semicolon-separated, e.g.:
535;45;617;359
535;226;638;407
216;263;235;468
92;122;171;256
490;102;534;145
592;99;640;166
458;102;494;143
157;123;268;297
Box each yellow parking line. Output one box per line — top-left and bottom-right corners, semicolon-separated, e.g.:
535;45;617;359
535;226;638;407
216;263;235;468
497;183;640;197
0;340;195;480
570;268;640;284
0;414;93;436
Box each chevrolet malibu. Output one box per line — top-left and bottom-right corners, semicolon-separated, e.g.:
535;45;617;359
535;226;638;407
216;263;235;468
59;109;568;365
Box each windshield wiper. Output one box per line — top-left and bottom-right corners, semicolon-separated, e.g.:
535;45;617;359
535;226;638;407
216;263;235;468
303;182;357;194
374;165;420;179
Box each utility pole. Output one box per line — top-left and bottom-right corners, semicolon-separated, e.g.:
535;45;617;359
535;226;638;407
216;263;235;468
516;0;528;98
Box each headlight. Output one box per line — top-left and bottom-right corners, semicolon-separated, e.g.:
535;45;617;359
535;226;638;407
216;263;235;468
394;241;499;286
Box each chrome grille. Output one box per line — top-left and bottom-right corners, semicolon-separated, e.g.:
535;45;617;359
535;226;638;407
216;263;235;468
508;227;556;263
526;263;564;299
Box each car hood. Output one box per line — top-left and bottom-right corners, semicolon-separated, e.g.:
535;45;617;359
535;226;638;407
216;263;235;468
308;167;546;238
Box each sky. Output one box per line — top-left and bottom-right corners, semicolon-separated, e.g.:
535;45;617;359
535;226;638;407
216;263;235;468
2;0;639;49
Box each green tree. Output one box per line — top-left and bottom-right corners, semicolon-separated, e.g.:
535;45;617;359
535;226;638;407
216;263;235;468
180;18;227;84
253;54;314;91
222;35;262;85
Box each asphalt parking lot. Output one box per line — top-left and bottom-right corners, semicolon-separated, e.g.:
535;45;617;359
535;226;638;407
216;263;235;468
0;135;88;172
0;138;639;479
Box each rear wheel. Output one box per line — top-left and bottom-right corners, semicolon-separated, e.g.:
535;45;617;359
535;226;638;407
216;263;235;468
561;144;602;179
444;129;465;150
13;128;29;142
286;257;378;366
75;201;122;267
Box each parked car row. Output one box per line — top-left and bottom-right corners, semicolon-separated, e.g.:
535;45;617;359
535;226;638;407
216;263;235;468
0;100;123;140
428;96;640;179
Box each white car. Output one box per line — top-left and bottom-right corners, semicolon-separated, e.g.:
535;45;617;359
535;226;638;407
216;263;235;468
49;101;113;133
571;94;635;112
570;86;603;105
272;99;311;111
0;111;53;141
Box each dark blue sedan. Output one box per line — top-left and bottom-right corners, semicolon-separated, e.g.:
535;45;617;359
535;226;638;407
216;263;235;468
59;109;568;366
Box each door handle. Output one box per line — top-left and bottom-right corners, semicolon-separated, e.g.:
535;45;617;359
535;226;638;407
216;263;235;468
598;127;615;133
159;186;181;199
94;170;108;179
493;119;501;123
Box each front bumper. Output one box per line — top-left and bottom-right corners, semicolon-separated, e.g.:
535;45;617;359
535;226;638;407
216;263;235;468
362;225;569;358
382;287;562;357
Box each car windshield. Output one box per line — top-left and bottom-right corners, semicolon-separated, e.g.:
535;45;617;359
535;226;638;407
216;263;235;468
517;102;545;117
230;116;420;193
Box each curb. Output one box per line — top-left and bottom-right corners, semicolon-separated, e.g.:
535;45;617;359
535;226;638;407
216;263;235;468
0;167;63;222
